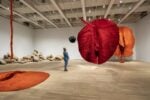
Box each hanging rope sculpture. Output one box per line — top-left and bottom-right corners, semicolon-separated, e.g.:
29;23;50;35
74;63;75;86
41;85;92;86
10;0;14;60
78;18;119;64
114;26;135;63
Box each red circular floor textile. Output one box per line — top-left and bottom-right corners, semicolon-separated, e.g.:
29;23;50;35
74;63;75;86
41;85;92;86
0;71;49;92
78;19;119;64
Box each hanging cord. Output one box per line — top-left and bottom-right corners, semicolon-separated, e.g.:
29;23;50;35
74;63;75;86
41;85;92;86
10;0;14;59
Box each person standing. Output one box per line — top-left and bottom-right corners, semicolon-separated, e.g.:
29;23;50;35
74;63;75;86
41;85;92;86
63;48;69;71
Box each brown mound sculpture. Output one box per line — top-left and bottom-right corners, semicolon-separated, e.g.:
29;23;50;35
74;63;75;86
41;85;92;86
0;71;49;92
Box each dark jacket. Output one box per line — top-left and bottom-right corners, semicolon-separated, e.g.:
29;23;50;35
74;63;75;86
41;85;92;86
63;51;69;61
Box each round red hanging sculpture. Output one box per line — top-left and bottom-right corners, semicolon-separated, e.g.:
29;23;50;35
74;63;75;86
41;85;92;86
114;26;135;62
78;19;119;64
0;71;49;92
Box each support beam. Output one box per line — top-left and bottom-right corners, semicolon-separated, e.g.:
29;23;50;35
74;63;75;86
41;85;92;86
50;0;72;27
104;0;115;18
119;0;145;23
0;4;44;28
81;0;86;20
20;0;58;28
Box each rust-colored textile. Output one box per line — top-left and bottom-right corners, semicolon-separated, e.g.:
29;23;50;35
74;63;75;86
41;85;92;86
114;26;135;57
0;71;49;92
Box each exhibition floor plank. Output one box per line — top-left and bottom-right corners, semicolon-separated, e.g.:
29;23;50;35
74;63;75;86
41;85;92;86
0;60;150;100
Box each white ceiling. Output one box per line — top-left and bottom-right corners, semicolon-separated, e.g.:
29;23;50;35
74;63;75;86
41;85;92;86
0;0;150;29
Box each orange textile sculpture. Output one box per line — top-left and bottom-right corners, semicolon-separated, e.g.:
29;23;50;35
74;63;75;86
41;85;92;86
114;26;135;63
0;71;49;92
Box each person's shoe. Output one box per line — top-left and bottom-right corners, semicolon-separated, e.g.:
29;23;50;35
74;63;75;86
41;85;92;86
64;69;68;71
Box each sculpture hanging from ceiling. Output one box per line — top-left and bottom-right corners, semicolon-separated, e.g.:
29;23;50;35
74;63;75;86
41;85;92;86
69;36;76;43
114;26;135;63
10;0;14;61
77;18;119;64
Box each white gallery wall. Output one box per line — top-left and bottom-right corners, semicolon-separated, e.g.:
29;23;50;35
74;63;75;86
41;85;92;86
0;16;34;58
34;27;82;59
135;14;150;62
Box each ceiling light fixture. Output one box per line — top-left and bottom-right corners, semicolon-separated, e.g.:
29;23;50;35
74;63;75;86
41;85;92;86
88;17;91;21
88;9;91;13
119;0;123;4
103;4;106;8
129;6;132;10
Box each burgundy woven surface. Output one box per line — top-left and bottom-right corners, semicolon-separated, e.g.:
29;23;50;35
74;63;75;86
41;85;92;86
78;19;119;64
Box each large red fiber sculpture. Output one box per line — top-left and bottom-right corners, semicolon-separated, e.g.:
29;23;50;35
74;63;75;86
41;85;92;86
114;26;135;63
78;19;119;64
0;71;49;92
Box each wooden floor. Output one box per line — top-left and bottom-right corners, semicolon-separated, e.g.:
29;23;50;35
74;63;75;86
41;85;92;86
0;60;150;100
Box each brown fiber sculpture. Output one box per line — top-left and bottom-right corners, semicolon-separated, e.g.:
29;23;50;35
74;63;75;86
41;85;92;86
0;71;49;92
